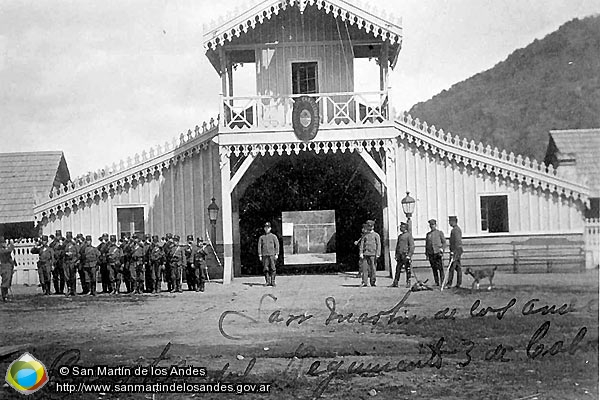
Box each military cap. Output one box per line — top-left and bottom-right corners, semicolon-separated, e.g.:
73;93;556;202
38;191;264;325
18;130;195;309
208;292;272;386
173;235;181;241
55;230;62;237
366;220;375;227
264;222;271;227
399;222;408;228
102;233;109;239
85;235;92;241
187;234;194;241
132;234;139;240
109;235;117;242
66;231;73;239
166;233;173;239
76;233;84;239
428;219;437;224
152;235;159;242
41;235;49;241
448;216;458;222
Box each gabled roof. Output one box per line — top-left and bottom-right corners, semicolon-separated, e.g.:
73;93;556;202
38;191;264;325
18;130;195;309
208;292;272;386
0;151;70;224
203;0;403;69
547;129;600;197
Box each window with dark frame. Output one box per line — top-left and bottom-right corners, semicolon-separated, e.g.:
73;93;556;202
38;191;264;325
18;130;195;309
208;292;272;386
480;196;509;233
117;207;145;237
292;62;318;95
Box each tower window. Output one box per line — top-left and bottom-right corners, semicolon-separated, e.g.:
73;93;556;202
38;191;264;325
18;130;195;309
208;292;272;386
292;62;318;94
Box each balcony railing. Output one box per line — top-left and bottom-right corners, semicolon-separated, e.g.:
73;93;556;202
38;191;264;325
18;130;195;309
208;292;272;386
221;91;390;132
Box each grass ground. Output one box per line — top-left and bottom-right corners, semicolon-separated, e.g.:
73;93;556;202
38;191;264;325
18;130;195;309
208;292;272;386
0;269;598;399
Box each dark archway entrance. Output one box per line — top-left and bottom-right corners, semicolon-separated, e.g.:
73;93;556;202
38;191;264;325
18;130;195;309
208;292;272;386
237;151;383;275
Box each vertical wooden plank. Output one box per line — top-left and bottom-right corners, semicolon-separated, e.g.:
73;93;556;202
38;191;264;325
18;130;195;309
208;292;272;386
462;166;475;234
396;142;407;207
411;148;421;236
527;187;537;232
168;166;176;234
436;157;446;229
220;148;233;284
507;181;523;232
446;161;455;220
198;150;206;237
385;143;398;275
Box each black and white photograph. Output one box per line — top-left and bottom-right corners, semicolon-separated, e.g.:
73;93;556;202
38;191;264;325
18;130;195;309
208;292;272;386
1;0;599;398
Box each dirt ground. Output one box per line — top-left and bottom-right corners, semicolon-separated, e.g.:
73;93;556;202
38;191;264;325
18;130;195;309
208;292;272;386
1;269;598;400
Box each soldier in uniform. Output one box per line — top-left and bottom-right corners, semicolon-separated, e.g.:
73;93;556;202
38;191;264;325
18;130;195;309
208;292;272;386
446;216;463;289
108;235;123;294
184;235;197;291
392;222;415;288
148;235;165;293
97;234;110;293
51;230;65;294
82;235;100;296
62;232;78;296
130;236;146;294
359;220;381;287
258;222;279;287
31;235;55;295
425;219;446;286
194;237;209;292
163;233;175;292
0;236;16;302
143;234;152;293
169;235;186;293
76;233;88;294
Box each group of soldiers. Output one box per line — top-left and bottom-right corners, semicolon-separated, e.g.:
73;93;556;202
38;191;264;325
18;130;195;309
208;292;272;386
392;216;464;289
31;230;210;297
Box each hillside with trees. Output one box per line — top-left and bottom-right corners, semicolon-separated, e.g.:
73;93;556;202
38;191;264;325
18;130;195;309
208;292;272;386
408;15;600;161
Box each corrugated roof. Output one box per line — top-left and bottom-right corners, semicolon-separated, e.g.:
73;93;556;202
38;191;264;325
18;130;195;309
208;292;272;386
549;129;600;197
0;151;70;223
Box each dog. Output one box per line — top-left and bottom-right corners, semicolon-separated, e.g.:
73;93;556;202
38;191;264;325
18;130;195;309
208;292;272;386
465;266;497;292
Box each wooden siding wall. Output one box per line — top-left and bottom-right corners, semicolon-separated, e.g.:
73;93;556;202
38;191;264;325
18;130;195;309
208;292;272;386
39;143;222;247
226;6;364;96
256;43;354;96
394;139;586;240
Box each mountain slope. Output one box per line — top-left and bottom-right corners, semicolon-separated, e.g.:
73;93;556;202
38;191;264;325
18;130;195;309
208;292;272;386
408;15;600;161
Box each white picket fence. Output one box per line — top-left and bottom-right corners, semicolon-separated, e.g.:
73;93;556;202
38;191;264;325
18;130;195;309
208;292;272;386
585;218;600;269
12;239;40;286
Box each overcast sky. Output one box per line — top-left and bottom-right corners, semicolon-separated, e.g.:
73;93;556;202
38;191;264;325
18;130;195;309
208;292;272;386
1;0;599;178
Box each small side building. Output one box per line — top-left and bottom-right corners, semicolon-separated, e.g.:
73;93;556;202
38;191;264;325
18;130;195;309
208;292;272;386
0;151;70;238
545;128;600;268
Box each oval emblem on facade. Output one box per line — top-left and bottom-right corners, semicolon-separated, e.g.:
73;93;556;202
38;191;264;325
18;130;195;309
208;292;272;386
292;96;320;141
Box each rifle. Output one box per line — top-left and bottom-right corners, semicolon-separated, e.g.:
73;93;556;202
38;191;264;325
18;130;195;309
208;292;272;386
440;253;454;292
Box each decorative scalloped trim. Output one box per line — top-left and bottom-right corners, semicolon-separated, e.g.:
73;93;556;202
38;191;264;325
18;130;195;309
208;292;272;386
34;117;220;217
203;0;402;51
394;111;589;201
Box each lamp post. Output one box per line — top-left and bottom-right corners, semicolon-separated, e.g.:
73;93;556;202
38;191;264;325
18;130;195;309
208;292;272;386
401;192;416;233
207;197;219;243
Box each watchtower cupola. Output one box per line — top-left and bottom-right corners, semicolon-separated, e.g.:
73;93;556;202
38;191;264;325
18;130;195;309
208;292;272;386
203;0;402;132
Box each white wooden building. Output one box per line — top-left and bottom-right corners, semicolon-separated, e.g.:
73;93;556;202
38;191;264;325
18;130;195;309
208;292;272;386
32;0;593;283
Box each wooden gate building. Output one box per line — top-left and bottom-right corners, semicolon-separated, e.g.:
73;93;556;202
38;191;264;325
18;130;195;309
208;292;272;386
33;0;592;282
